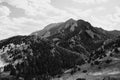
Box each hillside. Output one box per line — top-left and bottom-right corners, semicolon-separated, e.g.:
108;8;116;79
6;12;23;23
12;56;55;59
0;19;120;80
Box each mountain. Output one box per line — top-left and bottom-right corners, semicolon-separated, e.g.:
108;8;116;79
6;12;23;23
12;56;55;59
32;19;120;57
0;18;120;80
31;19;120;39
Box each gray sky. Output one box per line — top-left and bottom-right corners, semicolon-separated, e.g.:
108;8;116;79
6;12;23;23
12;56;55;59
0;0;120;40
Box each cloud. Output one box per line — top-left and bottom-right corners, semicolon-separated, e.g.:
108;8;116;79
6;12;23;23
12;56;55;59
0;17;19;40
0;0;47;16
0;0;65;17
94;7;105;11
89;6;120;30
0;0;79;21
66;8;93;19
73;0;108;4
109;6;120;23
89;16;117;30
0;6;10;17
0;0;68;39
12;17;45;33
0;16;45;40
0;0;119;40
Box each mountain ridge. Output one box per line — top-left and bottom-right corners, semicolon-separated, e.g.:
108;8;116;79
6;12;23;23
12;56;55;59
0;18;120;80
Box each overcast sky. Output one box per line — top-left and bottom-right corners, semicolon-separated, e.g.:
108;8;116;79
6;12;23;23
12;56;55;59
0;0;120;40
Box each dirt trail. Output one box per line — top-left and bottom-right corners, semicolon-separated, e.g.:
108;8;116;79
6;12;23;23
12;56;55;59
89;70;120;76
52;69;120;80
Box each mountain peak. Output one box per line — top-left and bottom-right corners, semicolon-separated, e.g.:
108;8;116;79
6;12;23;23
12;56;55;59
65;18;77;25
66;18;76;22
31;18;120;39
